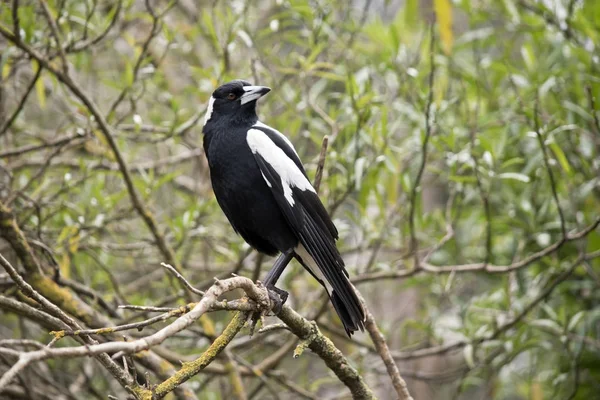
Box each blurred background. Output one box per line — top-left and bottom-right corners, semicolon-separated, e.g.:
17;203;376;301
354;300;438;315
1;0;599;399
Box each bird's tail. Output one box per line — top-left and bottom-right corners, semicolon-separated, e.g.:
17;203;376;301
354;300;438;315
295;243;365;336
330;282;365;336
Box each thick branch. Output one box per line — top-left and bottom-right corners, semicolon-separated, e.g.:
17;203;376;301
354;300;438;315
277;305;376;399
0;276;269;394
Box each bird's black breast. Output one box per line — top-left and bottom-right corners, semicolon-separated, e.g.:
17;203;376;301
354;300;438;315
203;126;298;255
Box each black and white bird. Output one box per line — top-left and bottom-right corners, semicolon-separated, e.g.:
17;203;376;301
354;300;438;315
202;80;365;336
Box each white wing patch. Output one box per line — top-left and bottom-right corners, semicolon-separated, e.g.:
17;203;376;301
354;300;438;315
203;96;216;126
253;121;299;158
246;128;315;206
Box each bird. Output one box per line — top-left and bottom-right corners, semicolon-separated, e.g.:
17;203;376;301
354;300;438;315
202;80;365;336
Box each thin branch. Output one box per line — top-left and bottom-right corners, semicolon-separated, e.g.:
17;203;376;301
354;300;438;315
534;98;567;239
0;130;86;158
10;148;204;172
105;0;163;122
39;0;69;74
353;217;600;283
0;22;186;276
119;305;176;313
161;263;205;296
586;85;600;135
0;200;197;399
0;64;43;137
56;300;257;338
0;253;135;393
408;24;436;267
517;0;581;45
151;312;249;399
313;135;329;193
390;255;585;364
12;0;20;42
356;291;413;400
0;295;67;332
6;137;77;205
0;276;270;394
223;349;247;400
486;255;583;340
65;0;122;53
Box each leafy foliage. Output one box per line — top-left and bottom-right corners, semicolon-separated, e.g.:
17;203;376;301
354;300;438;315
0;0;599;399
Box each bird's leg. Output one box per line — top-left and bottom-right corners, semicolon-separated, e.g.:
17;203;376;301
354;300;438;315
262;250;294;288
262;250;294;313
249;251;294;335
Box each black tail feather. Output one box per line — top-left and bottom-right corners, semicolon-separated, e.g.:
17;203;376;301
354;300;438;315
331;289;364;336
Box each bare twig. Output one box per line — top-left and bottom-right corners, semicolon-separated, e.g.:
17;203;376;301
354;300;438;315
118;305;176;313
161;263;205;296
150;311;250;399
586;85;600;140
10;148;204;172
408;24;436;266
313;135;329;192
354;217;600;283
0;21;187;282
56;300;257;338
65;0;122;53
0;253;135;393
534;99;567;238
39;0;69;74
356;292;413;399
11;0;20;42
0;130;86;158
389;255;586;364
0;276;270;394
0;65;43;137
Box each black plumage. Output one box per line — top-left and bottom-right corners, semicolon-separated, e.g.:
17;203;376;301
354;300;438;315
202;80;365;335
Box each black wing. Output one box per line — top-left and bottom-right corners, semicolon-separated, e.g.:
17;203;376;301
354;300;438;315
251;124;338;238
247;126;365;335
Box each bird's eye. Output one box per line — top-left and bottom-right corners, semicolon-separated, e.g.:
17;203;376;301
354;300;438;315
227;93;236;100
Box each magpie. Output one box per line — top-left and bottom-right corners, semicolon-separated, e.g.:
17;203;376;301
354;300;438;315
202;80;365;336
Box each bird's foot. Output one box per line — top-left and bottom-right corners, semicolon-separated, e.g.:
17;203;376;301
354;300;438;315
267;284;288;314
249;284;289;336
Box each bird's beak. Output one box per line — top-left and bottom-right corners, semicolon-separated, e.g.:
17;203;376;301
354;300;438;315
240;86;271;105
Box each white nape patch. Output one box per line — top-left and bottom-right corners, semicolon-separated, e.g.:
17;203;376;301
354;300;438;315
246;128;315;205
295;244;332;293
253;121;299;157
203;96;216;126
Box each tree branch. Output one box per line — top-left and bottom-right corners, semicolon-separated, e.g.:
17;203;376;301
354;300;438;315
277;305;376;399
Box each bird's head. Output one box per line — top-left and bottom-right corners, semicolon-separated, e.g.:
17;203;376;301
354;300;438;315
203;80;271;128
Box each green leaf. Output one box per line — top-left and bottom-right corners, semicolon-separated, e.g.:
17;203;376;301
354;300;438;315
463;344;475;368
520;44;535;71
497;172;530;183
567;311;585;331
124;60;134;86
354;157;367;191
529;319;562;331
434;0;453;54
1;49;11;79
548;142;571;174
32;61;45;109
404;0;419;30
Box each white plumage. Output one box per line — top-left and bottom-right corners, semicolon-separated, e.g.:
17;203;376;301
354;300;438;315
294;244;333;293
253;121;299;157
246;128;316;206
203;96;215;126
